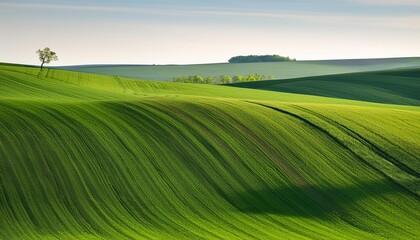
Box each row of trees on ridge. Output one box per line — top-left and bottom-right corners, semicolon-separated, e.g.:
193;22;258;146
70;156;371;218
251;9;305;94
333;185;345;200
172;74;275;84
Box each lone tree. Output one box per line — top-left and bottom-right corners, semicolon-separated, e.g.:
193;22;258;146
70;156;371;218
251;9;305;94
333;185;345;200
36;47;58;70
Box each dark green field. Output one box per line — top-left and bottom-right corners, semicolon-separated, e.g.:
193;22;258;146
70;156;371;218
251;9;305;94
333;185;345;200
232;69;420;106
0;63;419;239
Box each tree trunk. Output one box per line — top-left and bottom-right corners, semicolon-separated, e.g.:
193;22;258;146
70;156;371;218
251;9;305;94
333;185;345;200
38;60;45;77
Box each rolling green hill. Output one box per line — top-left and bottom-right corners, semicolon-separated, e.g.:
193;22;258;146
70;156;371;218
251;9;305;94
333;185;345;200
1;64;419;239
59;57;420;81
232;68;420;106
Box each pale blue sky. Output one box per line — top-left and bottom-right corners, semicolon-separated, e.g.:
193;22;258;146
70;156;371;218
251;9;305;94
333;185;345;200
1;0;420;65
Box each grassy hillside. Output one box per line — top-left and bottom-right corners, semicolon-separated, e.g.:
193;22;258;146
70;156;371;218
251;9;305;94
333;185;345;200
59;57;420;81
232;68;420;106
0;64;419;239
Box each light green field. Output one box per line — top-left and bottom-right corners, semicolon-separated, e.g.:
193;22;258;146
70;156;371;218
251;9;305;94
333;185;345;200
59;57;420;81
0;63;419;239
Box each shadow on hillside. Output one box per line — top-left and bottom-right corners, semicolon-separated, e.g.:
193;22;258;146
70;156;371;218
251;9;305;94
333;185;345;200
231;71;420;106
220;180;416;219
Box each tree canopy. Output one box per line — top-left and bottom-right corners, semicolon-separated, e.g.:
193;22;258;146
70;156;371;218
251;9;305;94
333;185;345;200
36;47;58;69
228;55;296;63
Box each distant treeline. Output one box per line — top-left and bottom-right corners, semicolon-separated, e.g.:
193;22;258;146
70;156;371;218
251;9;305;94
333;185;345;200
228;55;296;63
172;74;275;84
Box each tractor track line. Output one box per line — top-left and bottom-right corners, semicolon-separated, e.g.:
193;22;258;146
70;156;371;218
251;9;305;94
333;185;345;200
294;105;419;178
245;101;419;198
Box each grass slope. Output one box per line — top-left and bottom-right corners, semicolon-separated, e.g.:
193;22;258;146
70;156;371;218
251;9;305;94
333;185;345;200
233;68;420;106
0;64;419;239
59;57;420;81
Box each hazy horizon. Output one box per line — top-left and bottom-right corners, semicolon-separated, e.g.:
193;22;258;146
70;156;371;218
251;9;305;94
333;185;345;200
5;56;420;68
2;0;420;66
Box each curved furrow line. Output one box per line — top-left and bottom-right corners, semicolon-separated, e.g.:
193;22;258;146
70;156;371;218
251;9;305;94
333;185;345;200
245;101;419;197
295;106;419;178
336;115;419;164
243;101;420;236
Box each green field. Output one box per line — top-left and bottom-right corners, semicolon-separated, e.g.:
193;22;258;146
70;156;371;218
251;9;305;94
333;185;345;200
60;57;420;81
232;69;420;106
1;63;419;239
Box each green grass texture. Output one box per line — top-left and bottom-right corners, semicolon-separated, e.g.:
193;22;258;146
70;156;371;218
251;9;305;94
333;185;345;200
58;57;420;81
1;63;419;239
